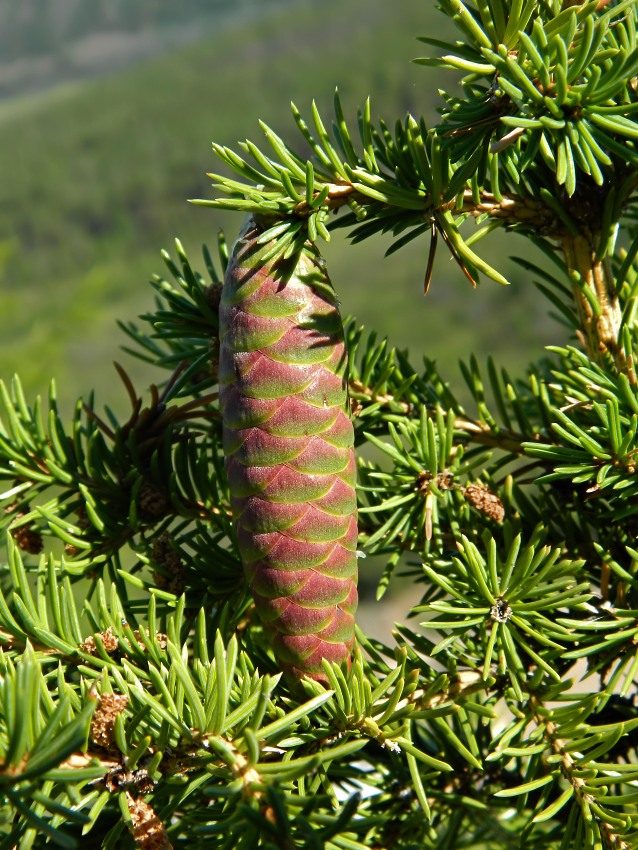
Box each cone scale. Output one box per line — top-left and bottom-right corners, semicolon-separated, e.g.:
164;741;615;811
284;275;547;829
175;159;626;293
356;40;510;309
219;217;358;681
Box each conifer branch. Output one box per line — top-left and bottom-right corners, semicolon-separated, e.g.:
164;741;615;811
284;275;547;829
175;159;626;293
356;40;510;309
349;377;527;454
530;694;631;850
2;1;638;846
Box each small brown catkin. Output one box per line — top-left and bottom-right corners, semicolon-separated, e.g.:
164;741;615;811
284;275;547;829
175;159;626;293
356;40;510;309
463;483;505;523
80;627;119;657
90;693;129;750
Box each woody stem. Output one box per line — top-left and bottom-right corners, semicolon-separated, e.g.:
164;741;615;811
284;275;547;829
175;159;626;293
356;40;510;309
561;232;635;384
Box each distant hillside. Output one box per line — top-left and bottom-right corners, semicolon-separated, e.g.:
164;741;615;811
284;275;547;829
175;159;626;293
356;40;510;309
0;0;567;412
0;0;303;99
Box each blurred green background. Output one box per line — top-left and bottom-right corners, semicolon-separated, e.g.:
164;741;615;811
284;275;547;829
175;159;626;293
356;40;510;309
0;0;567;418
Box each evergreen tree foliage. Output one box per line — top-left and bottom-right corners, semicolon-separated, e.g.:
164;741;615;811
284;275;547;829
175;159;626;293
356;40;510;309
1;1;638;847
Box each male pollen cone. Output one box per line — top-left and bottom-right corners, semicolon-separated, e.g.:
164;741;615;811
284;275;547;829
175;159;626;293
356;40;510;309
219;216;358;681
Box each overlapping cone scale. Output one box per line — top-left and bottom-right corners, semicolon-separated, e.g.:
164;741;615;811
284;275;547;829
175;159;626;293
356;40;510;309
219;217;358;681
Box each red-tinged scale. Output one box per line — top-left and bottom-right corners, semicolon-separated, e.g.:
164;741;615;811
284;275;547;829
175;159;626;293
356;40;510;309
219;217;358;681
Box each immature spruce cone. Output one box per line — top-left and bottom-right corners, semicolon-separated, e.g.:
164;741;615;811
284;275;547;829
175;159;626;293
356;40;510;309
219;217;358;681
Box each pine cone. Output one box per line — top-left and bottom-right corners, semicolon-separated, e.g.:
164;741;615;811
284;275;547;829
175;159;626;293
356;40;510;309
219;217;358;681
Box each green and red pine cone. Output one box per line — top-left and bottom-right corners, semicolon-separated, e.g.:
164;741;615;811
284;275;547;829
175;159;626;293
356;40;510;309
219;217;358;680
